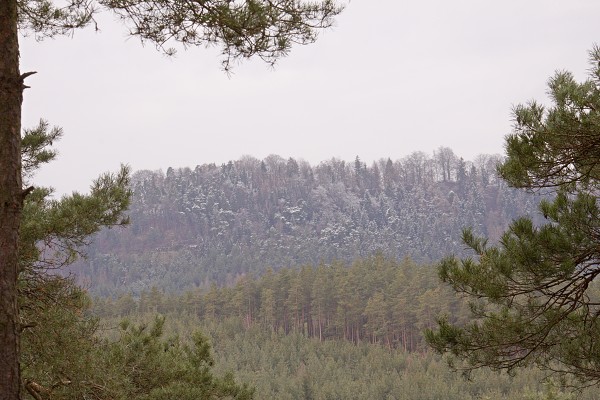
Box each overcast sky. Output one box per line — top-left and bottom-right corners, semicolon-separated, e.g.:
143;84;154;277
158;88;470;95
20;0;600;195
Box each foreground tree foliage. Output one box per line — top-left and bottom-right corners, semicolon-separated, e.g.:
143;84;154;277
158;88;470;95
426;46;600;387
111;316;254;400
18;121;130;398
21;279;126;400
1;0;342;396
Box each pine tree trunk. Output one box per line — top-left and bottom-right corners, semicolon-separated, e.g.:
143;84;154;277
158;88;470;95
318;317;322;342
0;0;22;397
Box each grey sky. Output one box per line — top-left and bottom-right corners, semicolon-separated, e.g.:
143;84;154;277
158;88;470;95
20;0;600;195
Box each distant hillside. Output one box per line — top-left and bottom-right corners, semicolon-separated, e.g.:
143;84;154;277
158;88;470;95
77;149;546;296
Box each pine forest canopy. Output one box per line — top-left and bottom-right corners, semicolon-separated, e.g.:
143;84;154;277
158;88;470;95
1;0;343;397
93;255;600;399
426;46;600;388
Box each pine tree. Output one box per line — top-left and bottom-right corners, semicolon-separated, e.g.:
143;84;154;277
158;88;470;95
110;316;255;400
17;122;131;398
426;46;600;387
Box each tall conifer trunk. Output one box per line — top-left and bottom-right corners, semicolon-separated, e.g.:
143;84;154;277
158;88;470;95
0;0;22;396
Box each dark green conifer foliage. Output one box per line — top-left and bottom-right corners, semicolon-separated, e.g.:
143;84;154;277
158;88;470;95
110;316;254;400
426;46;600;387
18;121;132;399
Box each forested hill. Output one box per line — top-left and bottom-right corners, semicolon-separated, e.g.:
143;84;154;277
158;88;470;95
79;150;545;296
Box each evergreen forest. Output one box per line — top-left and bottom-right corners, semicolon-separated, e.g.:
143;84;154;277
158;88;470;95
93;255;599;399
25;150;596;399
78;150;546;296
69;150;596;399
4;0;597;396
